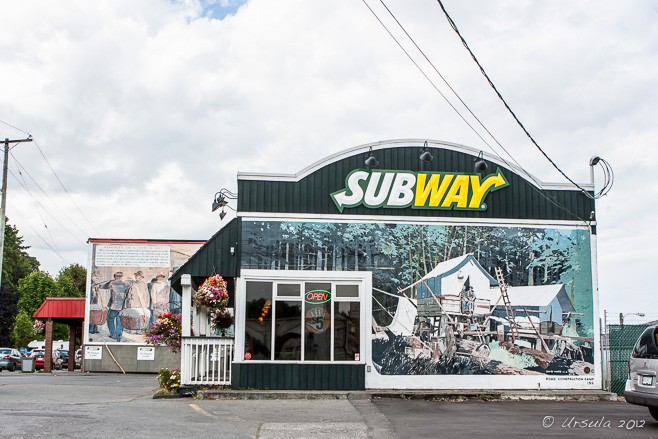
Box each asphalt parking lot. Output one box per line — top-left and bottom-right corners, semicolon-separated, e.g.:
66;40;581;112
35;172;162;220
0;370;656;438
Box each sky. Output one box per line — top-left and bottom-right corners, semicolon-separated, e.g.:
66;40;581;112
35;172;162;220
1;0;656;324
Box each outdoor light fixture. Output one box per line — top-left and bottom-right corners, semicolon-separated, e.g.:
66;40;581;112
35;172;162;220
212;189;238;215
219;209;227;220
419;141;433;163
474;151;488;173
364;146;379;168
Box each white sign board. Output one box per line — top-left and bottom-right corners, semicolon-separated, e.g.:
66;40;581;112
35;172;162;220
95;245;170;267
85;346;103;360
137;346;155;361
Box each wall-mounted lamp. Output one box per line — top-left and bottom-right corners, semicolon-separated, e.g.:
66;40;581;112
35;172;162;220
212;189;238;219
419;141;433;163
364;146;379;168
473;151;488;173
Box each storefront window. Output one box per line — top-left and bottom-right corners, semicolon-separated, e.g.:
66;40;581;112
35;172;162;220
334;302;360;361
244;281;272;360
241;276;363;362
274;301;302;360
304;282;331;361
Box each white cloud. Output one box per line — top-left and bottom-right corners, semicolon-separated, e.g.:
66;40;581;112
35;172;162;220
0;0;655;320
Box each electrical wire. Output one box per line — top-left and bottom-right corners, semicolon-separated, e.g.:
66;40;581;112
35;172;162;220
434;0;604;199
32;140;103;237
7;199;70;266
361;0;591;223
374;0;539;186
11;152;95;239
8;168;87;245
12;162;61;253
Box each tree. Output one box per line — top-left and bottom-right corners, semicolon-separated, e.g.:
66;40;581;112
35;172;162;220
2;218;40;291
10;311;35;348
57;264;86;296
0;283;19;346
16;271;59;318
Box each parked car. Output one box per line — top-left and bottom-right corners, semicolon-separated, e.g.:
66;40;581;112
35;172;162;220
31;350;45;370
0;348;23;372
53;349;69;370
624;325;658;421
75;349;82;369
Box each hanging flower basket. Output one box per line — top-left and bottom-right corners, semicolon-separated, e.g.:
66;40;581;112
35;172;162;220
210;308;234;335
193;275;229;309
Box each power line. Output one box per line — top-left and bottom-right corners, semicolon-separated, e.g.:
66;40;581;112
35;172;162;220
434;0;603;199
11;152;95;239
7;199;69;266
33;140;103;237
361;0;590;223
8;168;87;246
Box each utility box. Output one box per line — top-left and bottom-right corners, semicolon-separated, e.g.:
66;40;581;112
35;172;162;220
21;357;35;373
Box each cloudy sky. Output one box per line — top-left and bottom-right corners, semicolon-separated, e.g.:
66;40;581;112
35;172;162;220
1;0;656;323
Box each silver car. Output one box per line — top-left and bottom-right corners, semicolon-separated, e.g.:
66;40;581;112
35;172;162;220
0;348;23;372
624;325;658;421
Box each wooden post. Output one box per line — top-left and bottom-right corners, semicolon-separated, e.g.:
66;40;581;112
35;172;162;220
68;324;76;371
44;319;54;373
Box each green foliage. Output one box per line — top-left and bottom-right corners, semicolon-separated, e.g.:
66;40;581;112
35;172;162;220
16;271;59;317
0;283;19;346
2;218;40;291
57;264;86;296
10;311;34;348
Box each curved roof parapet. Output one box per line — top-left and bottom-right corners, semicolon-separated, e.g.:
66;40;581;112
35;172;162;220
237;139;594;192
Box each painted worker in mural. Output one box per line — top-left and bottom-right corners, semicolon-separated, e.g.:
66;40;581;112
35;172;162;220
149;273;170;322
122;270;152;334
101;271;129;341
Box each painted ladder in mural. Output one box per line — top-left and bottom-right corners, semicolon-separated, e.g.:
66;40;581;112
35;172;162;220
494;267;520;342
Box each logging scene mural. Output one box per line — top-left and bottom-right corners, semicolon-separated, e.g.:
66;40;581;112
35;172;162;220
241;221;594;377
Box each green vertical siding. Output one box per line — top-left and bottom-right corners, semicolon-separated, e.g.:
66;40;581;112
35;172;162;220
170;218;241;286
238;145;594;222
232;363;366;390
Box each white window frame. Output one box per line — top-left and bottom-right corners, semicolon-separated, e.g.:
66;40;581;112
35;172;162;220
235;269;371;365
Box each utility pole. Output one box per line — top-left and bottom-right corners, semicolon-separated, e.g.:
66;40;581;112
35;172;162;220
0;136;33;287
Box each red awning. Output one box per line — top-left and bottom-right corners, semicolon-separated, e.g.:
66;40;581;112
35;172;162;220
33;297;85;324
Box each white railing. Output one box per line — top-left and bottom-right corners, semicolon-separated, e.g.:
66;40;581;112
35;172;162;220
181;337;234;385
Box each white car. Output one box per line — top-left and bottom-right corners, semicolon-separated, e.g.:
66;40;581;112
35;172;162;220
624;325;658;421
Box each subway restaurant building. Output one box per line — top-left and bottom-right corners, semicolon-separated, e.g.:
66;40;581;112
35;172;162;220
171;139;600;391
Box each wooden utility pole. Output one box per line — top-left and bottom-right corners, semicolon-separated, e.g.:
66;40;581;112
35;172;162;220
0;136;33;287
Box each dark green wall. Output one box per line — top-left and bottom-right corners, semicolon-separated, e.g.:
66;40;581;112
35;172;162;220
171;218;241;288
238;146;594;222
232;363;365;390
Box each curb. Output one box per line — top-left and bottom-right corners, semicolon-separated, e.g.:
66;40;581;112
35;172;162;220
193;389;617;402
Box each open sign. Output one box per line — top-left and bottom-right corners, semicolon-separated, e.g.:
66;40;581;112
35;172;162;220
305;289;331;304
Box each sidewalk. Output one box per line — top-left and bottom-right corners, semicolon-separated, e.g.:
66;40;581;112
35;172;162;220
195;388;617;402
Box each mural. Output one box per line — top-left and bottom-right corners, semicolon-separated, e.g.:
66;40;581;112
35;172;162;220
86;242;203;344
241;221;594;376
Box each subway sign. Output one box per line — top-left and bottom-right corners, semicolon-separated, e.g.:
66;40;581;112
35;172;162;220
330;169;509;213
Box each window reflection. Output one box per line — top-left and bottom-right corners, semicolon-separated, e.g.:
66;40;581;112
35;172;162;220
245;281;272;360
275;301;302;360
334;302;360;361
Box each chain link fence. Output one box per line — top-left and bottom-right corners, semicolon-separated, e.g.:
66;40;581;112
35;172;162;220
603;324;647;395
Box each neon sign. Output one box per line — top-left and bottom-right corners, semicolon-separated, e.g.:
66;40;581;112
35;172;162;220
305;289;331;304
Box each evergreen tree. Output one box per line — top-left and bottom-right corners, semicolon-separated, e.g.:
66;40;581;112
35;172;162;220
0;283;19;346
2;218;40;291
